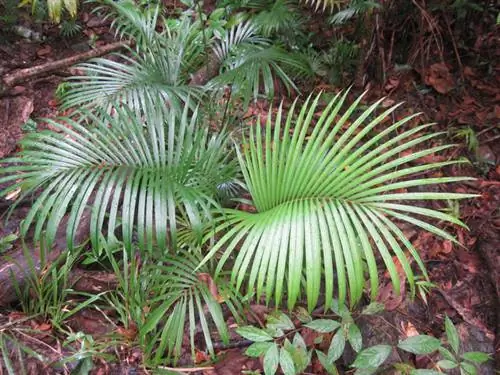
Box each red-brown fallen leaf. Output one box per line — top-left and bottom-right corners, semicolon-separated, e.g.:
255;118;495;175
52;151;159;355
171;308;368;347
195;349;210;364
464;66;475;78
494;105;500;119
419;154;448;163
425;63;455;94
382;98;396;107
237;203;256;213
34;322;52;331
117;322;138;341
376;280;405;311
8;312;26;321
475;110;488;122
462;96;476;105
384;77;400;92
81;12;90;23
442;240;453;254
37;45;52;57
48;99;58;108
197;273;224;303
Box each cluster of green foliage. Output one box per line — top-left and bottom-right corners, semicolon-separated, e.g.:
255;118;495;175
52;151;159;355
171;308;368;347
0;0;491;373
237;309;491;375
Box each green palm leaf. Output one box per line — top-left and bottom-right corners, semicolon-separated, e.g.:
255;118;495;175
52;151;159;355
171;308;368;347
61;49;203;115
140;252;235;364
209;21;310;106
0;103;237;251
61;15;205;114
201;91;475;310
101;0;161;49
302;0;346;13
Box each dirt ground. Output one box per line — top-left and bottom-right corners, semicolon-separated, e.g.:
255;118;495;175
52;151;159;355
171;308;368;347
0;4;499;374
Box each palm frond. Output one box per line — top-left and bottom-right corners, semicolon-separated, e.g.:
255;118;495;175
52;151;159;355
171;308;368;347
61;16;205;114
201;91;476;311
0;103;237;251
139;252;235;365
209;44;309;106
252;0;300;36
61;49;203;115
329;0;382;24
212;21;268;62
301;0;347;13
101;0;162;49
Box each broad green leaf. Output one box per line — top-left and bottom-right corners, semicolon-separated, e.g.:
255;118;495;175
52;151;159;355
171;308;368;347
352;345;392;369
245;342;274;357
292;333;307;350
410;370;442;375
305;319;341;333
354;368;378;375
284;338;309;373
279;347;296;375
398;335;441;354
348;323;362;352
445;316;460;354
266;327;285;338
236;326;274;342
460;362;478;375
264;343;280;375
361;302;385;315
317;350;339;375
331;300;349;318
295;306;312;323
267;311;295;330
438;346;456;361
437;359;458;369
328;329;346;363
461;351;491;364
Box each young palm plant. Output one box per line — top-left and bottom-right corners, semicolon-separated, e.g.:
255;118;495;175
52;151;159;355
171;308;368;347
104;245;244;365
200;91;475;311
61;2;205;115
61;0;309;115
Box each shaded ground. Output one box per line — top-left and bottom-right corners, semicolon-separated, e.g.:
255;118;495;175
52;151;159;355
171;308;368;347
0;3;499;374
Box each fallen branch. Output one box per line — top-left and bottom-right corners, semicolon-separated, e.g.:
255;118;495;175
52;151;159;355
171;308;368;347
0;211;91;307
1;41;129;88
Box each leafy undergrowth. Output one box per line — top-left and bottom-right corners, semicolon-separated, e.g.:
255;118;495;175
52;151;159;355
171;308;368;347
0;1;499;374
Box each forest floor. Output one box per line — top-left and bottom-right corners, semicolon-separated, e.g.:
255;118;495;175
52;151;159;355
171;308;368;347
0;4;499;375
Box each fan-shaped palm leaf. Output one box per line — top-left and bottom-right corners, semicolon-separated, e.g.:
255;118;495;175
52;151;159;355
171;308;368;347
139;252;241;364
101;0;161;50
302;0;346;12
252;0;300;36
212;21;268;62
210;21;310;106
0;103;237;251
201;91;475;311
210;44;309;106
61;16;205;114
61;49;203;115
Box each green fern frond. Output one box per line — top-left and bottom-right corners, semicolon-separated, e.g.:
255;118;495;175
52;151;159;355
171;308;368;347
212;21;268;62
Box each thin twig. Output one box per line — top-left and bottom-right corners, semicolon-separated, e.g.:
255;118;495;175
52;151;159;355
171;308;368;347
158;365;215;373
